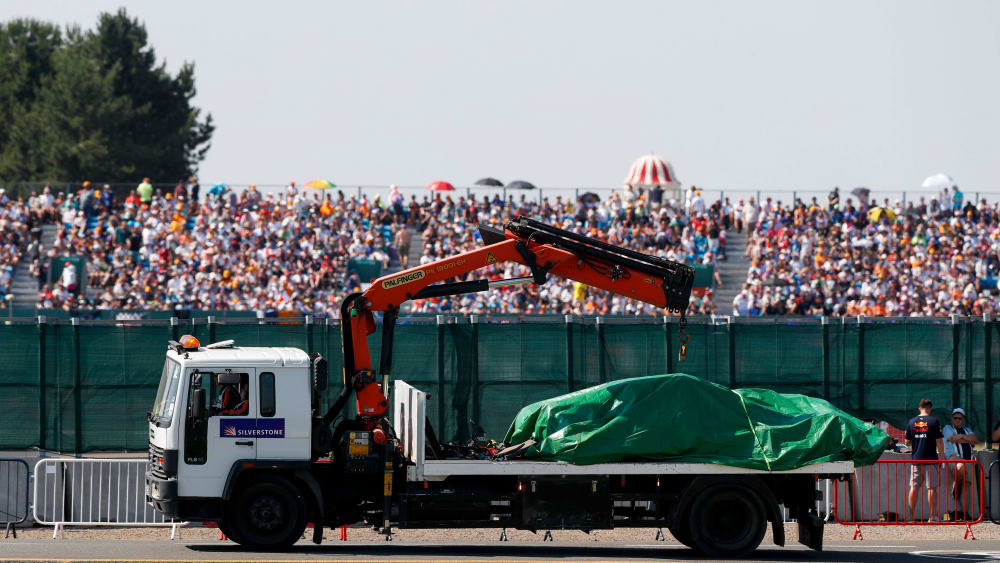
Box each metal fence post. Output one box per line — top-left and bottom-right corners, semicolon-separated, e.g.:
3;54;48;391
38;315;47;449
665;316;674;374
470;315;480;427
596;317;607;383
728;317;736;388
952;314;961;409
565;315;574;392
305;315;314;355
169;317;179;342
986;314;993;449
207;316;217;345
72;317;82;454
436;315;446;437
822;316;831;401
966;317;974;414
857;315;865;414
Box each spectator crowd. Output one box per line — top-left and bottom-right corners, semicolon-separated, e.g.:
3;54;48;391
0;178;996;319
731;186;1000;317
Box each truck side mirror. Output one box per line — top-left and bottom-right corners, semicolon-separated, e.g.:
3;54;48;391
191;388;207;419
312;355;328;392
192;372;202;388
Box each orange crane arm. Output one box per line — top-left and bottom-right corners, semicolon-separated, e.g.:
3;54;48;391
329;216;695;423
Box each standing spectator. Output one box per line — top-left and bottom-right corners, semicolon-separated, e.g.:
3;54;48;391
827;186;840;212
100;184;113;209
136;177;153;205
952;186;964;214
394;226;412;269
189;176;200;202
61;261;78;293
743;197;759;235
80;181;95;217
689;189;706;216
173;180;187;201
942;407;976;503
906;398;945;522
732;286;751;316
650;184;664;209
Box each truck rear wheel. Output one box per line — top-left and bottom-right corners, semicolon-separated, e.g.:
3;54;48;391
227;475;307;550
686;485;766;558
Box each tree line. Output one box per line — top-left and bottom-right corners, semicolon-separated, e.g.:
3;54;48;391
0;9;214;184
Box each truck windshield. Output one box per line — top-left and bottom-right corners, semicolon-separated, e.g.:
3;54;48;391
151;359;182;426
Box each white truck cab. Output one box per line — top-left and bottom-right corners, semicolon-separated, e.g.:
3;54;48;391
146;337;313;512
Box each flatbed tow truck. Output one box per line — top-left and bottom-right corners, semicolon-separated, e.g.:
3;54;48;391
146;217;850;558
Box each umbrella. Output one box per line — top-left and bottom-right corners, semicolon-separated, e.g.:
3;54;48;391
580;192;601;204
208;184;227;196
850;187;870;199
507;180;536;190
921;173;954;190
474;177;503;187
304;179;336;190
868;206;897;222
427;181;455;192
624;154;680;187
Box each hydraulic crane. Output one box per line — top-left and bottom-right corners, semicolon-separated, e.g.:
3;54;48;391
322;216;695;438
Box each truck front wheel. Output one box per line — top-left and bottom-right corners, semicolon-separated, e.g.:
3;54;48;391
686;485;766;558
227;475;307;550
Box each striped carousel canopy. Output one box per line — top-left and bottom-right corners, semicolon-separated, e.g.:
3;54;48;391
624;154;679;187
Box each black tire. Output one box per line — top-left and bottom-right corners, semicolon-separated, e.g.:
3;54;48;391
687;486;767;559
226;475;307;550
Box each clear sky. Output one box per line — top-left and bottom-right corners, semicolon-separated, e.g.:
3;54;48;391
4;1;999;194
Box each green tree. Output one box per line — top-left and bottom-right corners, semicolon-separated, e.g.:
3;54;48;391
5;27;133;180
0;19;63;172
91;9;214;182
0;9;213;182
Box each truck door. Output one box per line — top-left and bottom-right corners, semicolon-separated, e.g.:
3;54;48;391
255;369;308;460
178;368;257;498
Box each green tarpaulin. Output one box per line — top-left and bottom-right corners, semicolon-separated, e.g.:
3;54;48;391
503;373;889;470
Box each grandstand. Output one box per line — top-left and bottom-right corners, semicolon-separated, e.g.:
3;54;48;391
0;180;997;319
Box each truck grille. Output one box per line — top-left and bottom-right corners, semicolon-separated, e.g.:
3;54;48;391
149;443;168;479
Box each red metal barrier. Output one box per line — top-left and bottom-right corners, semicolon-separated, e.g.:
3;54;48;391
834;459;984;540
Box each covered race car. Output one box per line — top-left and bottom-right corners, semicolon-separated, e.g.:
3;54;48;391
503;373;889;470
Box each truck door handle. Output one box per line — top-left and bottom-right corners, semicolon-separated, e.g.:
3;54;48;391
235;440;254;446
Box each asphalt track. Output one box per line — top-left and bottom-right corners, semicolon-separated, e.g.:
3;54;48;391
5;540;1000;562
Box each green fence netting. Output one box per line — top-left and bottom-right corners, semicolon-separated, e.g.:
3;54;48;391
0;316;997;453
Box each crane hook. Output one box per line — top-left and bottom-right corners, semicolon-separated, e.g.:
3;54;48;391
678;312;690;363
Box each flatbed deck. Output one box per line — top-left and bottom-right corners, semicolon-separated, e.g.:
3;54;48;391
393;380;856;482
417;459;853;480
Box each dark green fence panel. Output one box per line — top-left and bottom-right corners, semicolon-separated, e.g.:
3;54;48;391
0;316;995;452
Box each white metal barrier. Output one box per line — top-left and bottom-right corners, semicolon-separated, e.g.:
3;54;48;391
33;459;183;538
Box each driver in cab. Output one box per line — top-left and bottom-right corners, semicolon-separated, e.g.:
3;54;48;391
217;378;247;416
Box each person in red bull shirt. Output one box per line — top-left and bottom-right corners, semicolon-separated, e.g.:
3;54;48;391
906;398;945;521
